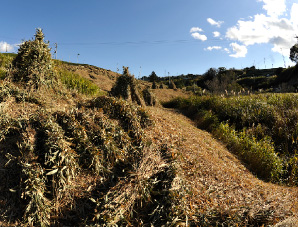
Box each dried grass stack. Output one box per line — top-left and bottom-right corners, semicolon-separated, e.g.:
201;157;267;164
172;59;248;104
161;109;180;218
10;28;55;89
142;86;158;106
110;67;145;106
169;80;177;90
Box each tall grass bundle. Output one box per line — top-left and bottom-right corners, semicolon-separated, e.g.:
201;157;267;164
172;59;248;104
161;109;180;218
110;67;145;106
142;87;158;106
10;29;55;89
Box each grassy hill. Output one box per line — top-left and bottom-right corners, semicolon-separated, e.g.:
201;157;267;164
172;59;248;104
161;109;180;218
1;35;298;226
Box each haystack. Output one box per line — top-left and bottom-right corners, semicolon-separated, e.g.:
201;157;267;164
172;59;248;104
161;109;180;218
152;81;158;89
110;67;145;106
142;86;159;106
169;80;177;90
159;83;164;89
10;29;55;89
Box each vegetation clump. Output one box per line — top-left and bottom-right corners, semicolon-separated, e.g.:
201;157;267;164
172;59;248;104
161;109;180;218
168;80;177;90
151;80;158;89
290;36;298;64
142;86;158;106
110;66;145;106
57;68;100;96
10;28;55;88
0;53;15;80
164;93;298;184
0;94;159;226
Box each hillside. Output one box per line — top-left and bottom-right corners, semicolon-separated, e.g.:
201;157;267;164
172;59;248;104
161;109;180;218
1;34;298;227
0;60;297;226
56;62;120;92
148;107;298;226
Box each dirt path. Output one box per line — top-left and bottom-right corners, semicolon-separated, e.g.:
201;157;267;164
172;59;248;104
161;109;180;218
146;106;298;225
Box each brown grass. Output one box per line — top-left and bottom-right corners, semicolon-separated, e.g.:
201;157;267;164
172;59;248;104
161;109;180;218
153;88;191;103
146;106;298;225
57;63;120;92
1;61;298;225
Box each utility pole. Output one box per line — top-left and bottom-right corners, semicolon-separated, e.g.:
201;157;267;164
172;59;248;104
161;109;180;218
54;43;58;59
77;53;80;63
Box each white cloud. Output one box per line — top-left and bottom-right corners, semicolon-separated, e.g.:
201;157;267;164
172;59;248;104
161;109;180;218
226;4;298;56
258;0;286;17
229;43;248;58
207;18;224;28
291;3;298;27
0;42;14;53
205;46;222;51
190;27;203;33
213;31;221;38
191;32;207;41
224;48;230;54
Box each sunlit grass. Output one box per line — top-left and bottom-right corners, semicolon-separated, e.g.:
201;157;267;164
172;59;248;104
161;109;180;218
164;93;298;185
57;68;102;96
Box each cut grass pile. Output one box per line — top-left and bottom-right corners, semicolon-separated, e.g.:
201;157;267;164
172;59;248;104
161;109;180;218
0;84;170;226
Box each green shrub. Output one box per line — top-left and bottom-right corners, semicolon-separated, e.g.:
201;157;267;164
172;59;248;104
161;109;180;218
58;69;100;95
164;93;298;184
0;53;14;68
216;123;283;181
0;68;6;80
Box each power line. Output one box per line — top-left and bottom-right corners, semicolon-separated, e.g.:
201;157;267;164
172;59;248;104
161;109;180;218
57;38;229;46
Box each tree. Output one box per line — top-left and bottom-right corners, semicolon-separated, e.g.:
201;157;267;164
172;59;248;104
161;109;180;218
148;71;159;82
203;68;218;80
290;38;298;64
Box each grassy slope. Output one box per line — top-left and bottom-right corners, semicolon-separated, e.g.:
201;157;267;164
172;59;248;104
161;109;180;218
69;63;298;223
1;57;298;225
148;107;298;225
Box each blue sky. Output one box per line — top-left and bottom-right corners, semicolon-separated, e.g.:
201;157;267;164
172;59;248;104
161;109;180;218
0;0;297;77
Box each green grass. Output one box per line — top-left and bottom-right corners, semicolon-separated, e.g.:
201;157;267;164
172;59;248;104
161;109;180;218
0;68;6;80
0;53;16;67
57;69;102;96
0;53;15;80
164;93;298;185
